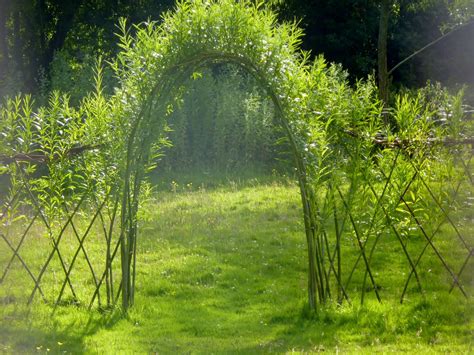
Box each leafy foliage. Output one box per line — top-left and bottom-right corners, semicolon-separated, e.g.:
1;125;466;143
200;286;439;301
160;64;286;173
0;0;471;314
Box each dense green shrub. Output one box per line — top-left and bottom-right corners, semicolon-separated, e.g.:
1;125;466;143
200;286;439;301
160;64;288;173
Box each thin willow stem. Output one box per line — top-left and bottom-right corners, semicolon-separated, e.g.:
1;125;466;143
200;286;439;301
449;250;473;293
400;195;467;297
322;230;351;303
337;186;381;303
97;206;110;304
0;210;39;283
400;179;463;302
388;20;474;76
107;195;120;305
54;195;108;308
63;204;101;305
331;188;343;303
367;181;424;299
0;233;46;301
359;149;401;295
89;229;122;310
15;163;83;303
408;159;470;252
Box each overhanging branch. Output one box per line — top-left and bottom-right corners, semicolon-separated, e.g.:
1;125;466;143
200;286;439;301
388;20;474;76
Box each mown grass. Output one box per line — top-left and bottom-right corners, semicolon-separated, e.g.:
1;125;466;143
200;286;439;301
1;174;473;353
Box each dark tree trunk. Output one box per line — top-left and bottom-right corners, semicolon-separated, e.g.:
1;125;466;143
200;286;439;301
13;8;24;75
377;0;390;112
37;0;47;56
43;1;83;70
0;0;10;81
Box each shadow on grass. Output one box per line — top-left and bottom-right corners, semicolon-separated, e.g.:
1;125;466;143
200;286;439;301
0;304;124;353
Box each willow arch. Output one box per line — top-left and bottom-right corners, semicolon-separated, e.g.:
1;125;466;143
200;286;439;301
113;0;323;310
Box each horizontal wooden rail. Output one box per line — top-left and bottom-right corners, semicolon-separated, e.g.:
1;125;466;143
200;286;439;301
0;144;104;164
343;129;474;149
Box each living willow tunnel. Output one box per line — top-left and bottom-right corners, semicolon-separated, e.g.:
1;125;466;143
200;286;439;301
0;0;472;312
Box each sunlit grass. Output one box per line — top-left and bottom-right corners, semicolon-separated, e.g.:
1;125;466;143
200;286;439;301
1;175;472;353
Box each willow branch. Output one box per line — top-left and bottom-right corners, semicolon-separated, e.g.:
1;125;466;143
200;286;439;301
388;21;474;76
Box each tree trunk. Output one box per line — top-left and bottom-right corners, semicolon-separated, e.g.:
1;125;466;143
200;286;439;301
0;0;10;81
377;0;390;112
13;9;21;62
37;0;47;56
43;1;83;70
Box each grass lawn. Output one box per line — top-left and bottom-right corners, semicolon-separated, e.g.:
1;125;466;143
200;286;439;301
1;175;472;353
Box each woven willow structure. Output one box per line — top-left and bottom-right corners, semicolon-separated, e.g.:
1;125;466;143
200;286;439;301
0;0;472;312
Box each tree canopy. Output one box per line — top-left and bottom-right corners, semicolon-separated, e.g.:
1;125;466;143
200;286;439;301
0;0;473;100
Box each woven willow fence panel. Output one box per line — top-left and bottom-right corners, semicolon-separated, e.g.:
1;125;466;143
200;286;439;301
329;133;473;305
0;163;122;309
0;134;471;310
0;0;473;312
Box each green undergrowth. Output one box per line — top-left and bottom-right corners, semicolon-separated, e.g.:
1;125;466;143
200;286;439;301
1;175;472;353
146;165;294;192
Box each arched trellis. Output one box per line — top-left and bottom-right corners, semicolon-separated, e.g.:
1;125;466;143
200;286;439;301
119;52;318;309
0;0;472;313
103;0;342;310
